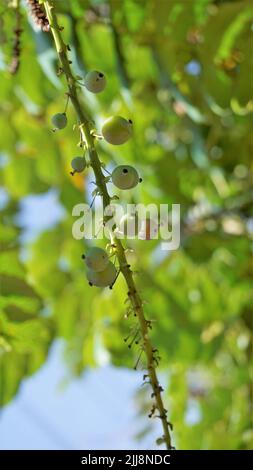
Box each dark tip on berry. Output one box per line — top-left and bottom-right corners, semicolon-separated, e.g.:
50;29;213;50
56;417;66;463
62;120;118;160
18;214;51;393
127;264;131;268
99;72;104;78
128;119;133;124
81;254;85;259
123;168;128;174
89;282;93;286
139;178;143;183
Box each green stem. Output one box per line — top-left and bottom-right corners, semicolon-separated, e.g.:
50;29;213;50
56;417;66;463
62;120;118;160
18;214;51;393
44;0;173;449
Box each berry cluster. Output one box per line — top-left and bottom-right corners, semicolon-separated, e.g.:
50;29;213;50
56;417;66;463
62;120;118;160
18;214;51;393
51;70;143;288
44;3;173;447
82;248;117;288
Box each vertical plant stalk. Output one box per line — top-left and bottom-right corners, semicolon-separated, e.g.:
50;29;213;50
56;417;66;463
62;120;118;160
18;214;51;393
9;0;22;75
43;0;173;449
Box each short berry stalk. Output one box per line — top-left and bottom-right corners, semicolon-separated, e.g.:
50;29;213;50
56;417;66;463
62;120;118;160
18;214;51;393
43;0;173;449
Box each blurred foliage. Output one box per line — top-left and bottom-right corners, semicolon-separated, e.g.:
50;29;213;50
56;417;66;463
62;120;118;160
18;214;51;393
0;0;253;449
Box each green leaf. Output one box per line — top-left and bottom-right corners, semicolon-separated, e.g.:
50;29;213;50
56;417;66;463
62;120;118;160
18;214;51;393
0;251;25;279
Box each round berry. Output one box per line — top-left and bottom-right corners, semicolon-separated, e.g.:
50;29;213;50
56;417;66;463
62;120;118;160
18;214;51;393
51;113;67;129
111;165;140;190
119;213;139;237
71;157;86;175
102;116;132;145
84;247;109;272
84;71;106;93
87;261;117;287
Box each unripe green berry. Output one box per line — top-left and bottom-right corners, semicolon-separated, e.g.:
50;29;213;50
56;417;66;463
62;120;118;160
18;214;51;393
71;157;86;175
119;213;139;237
51;113;67;130
84;70;106;93
111;165;140;190
102;116;133;145
84;247;109;272
87;261;117;287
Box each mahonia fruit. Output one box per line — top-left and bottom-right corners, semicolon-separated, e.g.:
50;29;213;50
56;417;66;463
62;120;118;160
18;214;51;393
87;261;117;287
71;157;86;175
102;116;133;145
84;247;109;272
84;70;106;93
51;112;67;130
119;213;139;238
111;165;140;190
